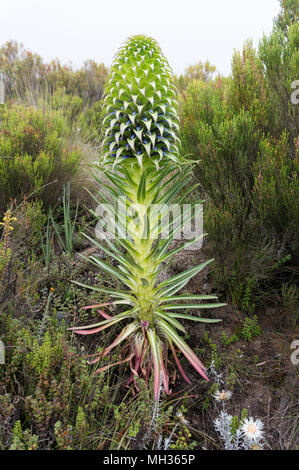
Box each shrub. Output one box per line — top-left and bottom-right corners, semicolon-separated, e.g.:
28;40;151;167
0;104;82;213
259;0;299;153
175;61;217;91
0;40;108;106
0;315;108;449
230;41;272;131
180;65;298;309
252;132;299;244
12;199;47;251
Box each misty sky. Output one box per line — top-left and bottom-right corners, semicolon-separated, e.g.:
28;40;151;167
0;0;281;76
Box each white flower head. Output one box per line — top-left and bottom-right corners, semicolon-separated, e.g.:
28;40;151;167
241;417;264;441
176;411;189;425
213;389;232;402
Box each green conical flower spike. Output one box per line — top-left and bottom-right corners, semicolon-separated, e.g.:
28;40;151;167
100;35;180;168
70;35;225;400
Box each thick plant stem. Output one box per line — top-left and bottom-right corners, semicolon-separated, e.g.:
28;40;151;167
125;164;157;325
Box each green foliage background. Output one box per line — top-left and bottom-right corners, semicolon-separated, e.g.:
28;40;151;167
180;0;299;308
0;0;298;451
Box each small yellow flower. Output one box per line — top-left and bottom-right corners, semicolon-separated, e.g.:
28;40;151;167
0;210;17;233
50;287;55;293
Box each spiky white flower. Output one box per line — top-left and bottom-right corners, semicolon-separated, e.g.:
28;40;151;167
214;411;265;450
241;417;264;441
213;389;232;402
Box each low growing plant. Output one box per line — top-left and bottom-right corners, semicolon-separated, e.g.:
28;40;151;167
49;183;79;255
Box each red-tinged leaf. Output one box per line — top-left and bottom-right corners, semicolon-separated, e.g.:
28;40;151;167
184;351;209;381
87;354;102;365
169;340;191;385
147;329;161;400
71;321;113;335
135;336;144;359
98;309;112;319
158;343;170;394
69;311;131;331
131;355;141;377
126;372;134;386
102;322;139;358
128;354;140;385
140;337;149;365
158;319;208;381
94;353;133;374
69;318;112;330
145;363;151;383
172;332;208;380
84;353;108;365
81;302;113;310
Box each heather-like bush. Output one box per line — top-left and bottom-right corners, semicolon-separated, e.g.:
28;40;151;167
175;60;216;91
252;132;299;243
0;40;108;106
0;312;181;450
0;104;82;212
259;0;299;153
0;315;110;449
230;41;272;132
181;98;265;306
180;21;299;308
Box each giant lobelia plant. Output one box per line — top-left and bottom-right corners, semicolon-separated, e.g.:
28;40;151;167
70;35;225;399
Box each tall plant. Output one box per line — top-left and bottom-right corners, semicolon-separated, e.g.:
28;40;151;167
70;36;225;398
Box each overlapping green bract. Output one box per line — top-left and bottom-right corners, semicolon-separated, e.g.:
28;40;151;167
100;35;181;167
